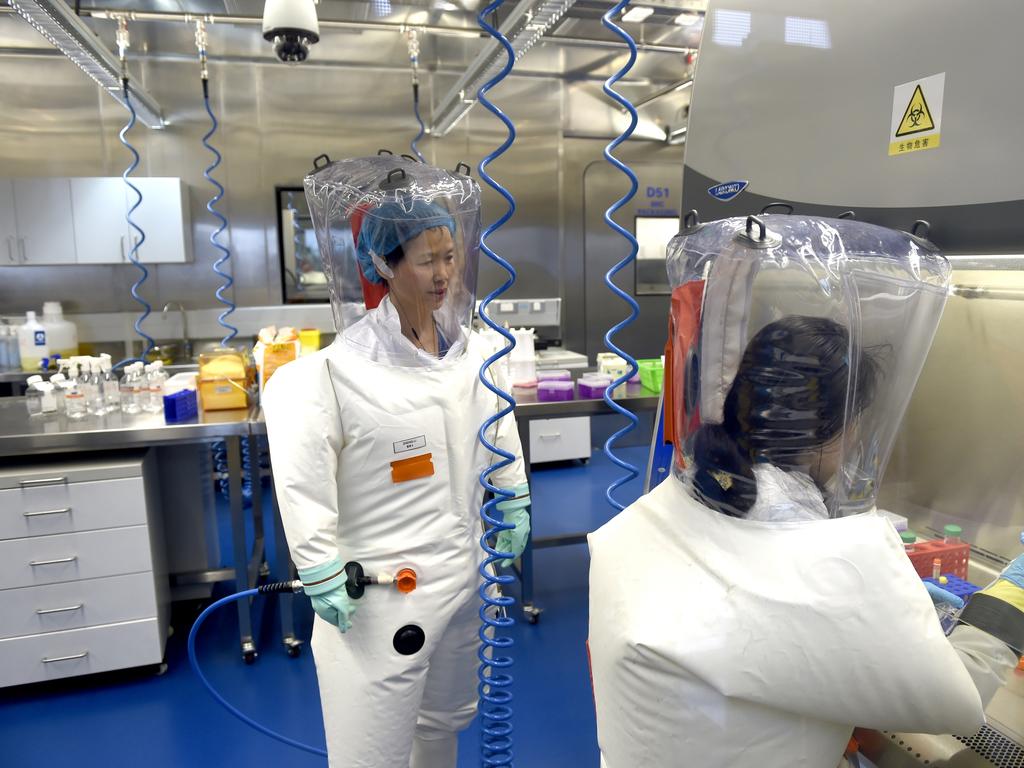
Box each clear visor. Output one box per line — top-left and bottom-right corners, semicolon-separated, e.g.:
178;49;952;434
666;215;951;518
304;156;481;365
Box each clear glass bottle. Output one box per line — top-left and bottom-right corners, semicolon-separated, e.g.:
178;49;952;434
64;363;87;420
943;524;963;545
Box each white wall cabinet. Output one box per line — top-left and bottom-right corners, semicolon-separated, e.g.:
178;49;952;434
1;176;193;266
11;178;77;265
71;178;133;265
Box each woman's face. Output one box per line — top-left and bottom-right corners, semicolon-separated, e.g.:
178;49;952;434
387;227;456;312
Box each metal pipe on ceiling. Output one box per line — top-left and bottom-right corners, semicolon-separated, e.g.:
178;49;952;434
69;7;693;54
0;44;660;87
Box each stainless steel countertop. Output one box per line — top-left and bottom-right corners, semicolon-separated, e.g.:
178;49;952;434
0;399;251;457
249;378;661;432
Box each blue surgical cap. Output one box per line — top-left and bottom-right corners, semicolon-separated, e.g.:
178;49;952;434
356;199;456;284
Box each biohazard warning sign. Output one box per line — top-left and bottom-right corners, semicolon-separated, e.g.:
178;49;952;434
889;73;944;156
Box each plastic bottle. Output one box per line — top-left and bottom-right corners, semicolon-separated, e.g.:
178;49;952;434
144;361;167;413
141;363;155;412
943;524;963;544
49;372;67;414
25;374;44;416
0;322;18;370
64;363;87;420
120;363;142;415
36;380;58;414
86;358;106;415
17;311;49;372
41;302;78;360
100;355;120;412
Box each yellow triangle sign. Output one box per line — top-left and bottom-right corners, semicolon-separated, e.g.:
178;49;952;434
895;84;935;137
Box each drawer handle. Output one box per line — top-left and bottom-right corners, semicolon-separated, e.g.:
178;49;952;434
29;556;78;567
24;507;72;518
539;433;562;440
42;651;89;664
19;476;68;488
36;603;84;616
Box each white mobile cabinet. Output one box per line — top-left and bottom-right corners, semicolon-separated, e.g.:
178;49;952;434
528;416;591;464
0;452;169;687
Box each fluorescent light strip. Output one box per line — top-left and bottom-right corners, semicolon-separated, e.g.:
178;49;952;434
9;0;165;128
621;6;653;23
430;0;576;136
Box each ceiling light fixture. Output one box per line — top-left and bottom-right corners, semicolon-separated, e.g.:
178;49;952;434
673;12;700;26
430;0;576;136
621;6;654;23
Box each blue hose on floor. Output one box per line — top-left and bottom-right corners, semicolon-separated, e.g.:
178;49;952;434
201;79;238;347
599;2;641;513
118;78;155;368
187;584;327;758
475;1;519;765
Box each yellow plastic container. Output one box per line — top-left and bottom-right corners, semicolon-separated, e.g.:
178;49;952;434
299;328;321;356
198;349;251;410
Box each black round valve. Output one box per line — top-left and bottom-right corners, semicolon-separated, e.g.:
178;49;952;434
393;624;426;656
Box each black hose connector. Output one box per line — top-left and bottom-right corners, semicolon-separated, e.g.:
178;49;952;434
258;581;301;594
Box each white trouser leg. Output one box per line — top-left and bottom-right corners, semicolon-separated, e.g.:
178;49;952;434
410;724;459;768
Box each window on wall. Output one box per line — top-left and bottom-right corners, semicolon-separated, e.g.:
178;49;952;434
634;216;679;295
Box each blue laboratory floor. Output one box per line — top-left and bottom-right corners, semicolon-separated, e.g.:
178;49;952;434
1;445;648;767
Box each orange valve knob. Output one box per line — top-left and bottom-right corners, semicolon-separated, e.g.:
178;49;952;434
396;568;417;594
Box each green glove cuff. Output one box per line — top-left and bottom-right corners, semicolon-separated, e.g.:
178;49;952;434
298;556;347;596
496;482;531;513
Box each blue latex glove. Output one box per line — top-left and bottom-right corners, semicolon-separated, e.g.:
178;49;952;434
495;483;531;568
298;557;357;632
925;581;964;610
998;535;1024;588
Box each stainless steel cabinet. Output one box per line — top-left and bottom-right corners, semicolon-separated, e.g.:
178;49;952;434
7;178;77;265
70;178;133;265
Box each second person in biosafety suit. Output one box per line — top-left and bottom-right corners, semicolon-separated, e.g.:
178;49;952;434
263;156;530;768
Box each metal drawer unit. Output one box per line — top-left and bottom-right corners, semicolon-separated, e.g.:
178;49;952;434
0;453;169;685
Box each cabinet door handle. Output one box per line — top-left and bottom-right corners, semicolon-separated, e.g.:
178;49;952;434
29;556;77;567
120;235;126;262
19;476;68;487
24;507;72;518
36;603;83;615
539;433;562;440
5;236;13;263
42;651;88;663
17;236;26;263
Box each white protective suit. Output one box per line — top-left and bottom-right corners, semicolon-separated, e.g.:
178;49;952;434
589;468;1019;768
263;298;526;768
589;214;1020;768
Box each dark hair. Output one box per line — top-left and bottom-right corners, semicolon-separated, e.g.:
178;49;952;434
691;315;880;517
382;244;405;270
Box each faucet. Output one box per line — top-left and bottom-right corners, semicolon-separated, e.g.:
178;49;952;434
162;302;193;362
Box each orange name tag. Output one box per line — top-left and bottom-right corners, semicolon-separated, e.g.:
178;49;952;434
390;453;435;483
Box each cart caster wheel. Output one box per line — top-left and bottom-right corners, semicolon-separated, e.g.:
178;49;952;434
286;644;302;658
259;562;271;578
523;606;542;625
154;663;168;676
243;649;258;665
527;613;539;625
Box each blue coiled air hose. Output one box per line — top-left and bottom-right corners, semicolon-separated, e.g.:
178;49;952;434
187;583;327;758
599;2;642;512
118;78;155;367
201;78;238;347
411;83;427;163
475;1;519;765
